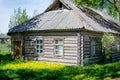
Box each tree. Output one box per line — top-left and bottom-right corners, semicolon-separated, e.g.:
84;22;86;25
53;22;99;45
101;33;115;62
72;0;120;21
8;8;29;29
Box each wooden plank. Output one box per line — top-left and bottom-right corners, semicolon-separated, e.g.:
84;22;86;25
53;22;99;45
44;47;54;49
44;41;53;44
64;40;77;44
64;53;77;56
65;37;77;41
44;44;53;46
64;56;77;60
44;45;53;47
64;46;77;48
44;49;53;52
42;55;77;60
64;47;78;50
38;57;77;64
44;38;53;41
44;52;53;55
64;44;77;47
64;50;77;53
25;46;34;49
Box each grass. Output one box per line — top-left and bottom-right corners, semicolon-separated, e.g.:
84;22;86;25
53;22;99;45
1;50;120;80
0;43;11;50
0;43;7;47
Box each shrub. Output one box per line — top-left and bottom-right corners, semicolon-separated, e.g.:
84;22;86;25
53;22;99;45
1;50;120;80
101;33;115;60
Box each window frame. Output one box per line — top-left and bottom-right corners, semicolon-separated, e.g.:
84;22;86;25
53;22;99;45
116;41;120;52
90;39;96;56
35;39;43;54
53;39;64;56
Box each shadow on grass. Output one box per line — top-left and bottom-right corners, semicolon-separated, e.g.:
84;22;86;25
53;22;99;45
1;50;120;80
1;64;120;80
0;54;15;65
0;50;20;66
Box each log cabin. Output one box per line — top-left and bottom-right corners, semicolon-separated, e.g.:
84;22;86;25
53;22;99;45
8;0;120;66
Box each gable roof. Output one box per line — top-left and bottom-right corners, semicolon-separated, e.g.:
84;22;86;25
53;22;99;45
8;0;120;35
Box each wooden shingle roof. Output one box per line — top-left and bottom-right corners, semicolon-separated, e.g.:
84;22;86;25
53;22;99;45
8;0;120;34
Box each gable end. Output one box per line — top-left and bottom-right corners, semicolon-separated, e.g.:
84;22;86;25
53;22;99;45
45;0;72;12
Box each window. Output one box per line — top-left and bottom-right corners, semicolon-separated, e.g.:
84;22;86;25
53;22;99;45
91;40;96;56
35;40;43;54
59;2;62;8
116;41;120;52
54;40;63;56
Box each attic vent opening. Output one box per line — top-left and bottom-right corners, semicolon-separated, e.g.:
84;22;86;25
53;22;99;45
59;2;62;8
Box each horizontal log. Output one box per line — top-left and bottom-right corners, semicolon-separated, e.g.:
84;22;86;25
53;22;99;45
38;57;77;64
44;41;53;44
65;37;77;41
24;46;34;49
64;56;77;60
44;38;53;41
64;53;77;56
84;52;90;55
42;54;77;60
43;43;54;46
64;48;77;51
64;44;77;47
44;52;53;55
64;41;77;44
64;50;77;53
44;47;54;49
44;50;53;52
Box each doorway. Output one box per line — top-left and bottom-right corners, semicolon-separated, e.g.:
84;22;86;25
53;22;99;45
13;41;22;58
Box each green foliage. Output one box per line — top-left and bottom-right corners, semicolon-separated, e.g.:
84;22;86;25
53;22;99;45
101;33;115;58
6;39;11;48
72;0;120;21
0;40;11;51
1;51;120;80
8;8;29;29
83;56;89;66
102;33;115;49
8;8;39;29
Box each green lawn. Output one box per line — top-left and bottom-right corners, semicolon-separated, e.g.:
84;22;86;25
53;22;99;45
0;43;11;50
0;50;120;80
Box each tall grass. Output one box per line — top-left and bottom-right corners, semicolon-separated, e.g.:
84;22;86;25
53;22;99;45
0;50;120;80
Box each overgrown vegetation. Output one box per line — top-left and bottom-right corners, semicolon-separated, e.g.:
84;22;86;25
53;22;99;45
0;50;120;80
72;0;120;21
101;33;115;62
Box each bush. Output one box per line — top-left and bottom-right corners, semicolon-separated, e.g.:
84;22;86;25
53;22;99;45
1;50;120;80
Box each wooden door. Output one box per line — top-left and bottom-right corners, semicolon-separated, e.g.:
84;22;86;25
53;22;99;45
13;41;22;58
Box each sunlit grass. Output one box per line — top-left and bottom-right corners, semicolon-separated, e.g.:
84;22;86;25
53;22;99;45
1;50;120;80
1;61;65;70
0;50;11;55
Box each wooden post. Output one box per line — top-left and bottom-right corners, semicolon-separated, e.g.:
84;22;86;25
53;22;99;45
80;32;84;66
77;33;81;65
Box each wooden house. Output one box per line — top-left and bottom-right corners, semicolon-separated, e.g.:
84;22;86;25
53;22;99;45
0;34;10;44
8;0;120;65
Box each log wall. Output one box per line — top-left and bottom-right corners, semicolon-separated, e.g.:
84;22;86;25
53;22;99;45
83;32;103;64
111;36;120;61
22;32;79;65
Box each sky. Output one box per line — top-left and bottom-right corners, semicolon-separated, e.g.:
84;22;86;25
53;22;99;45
0;0;52;33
